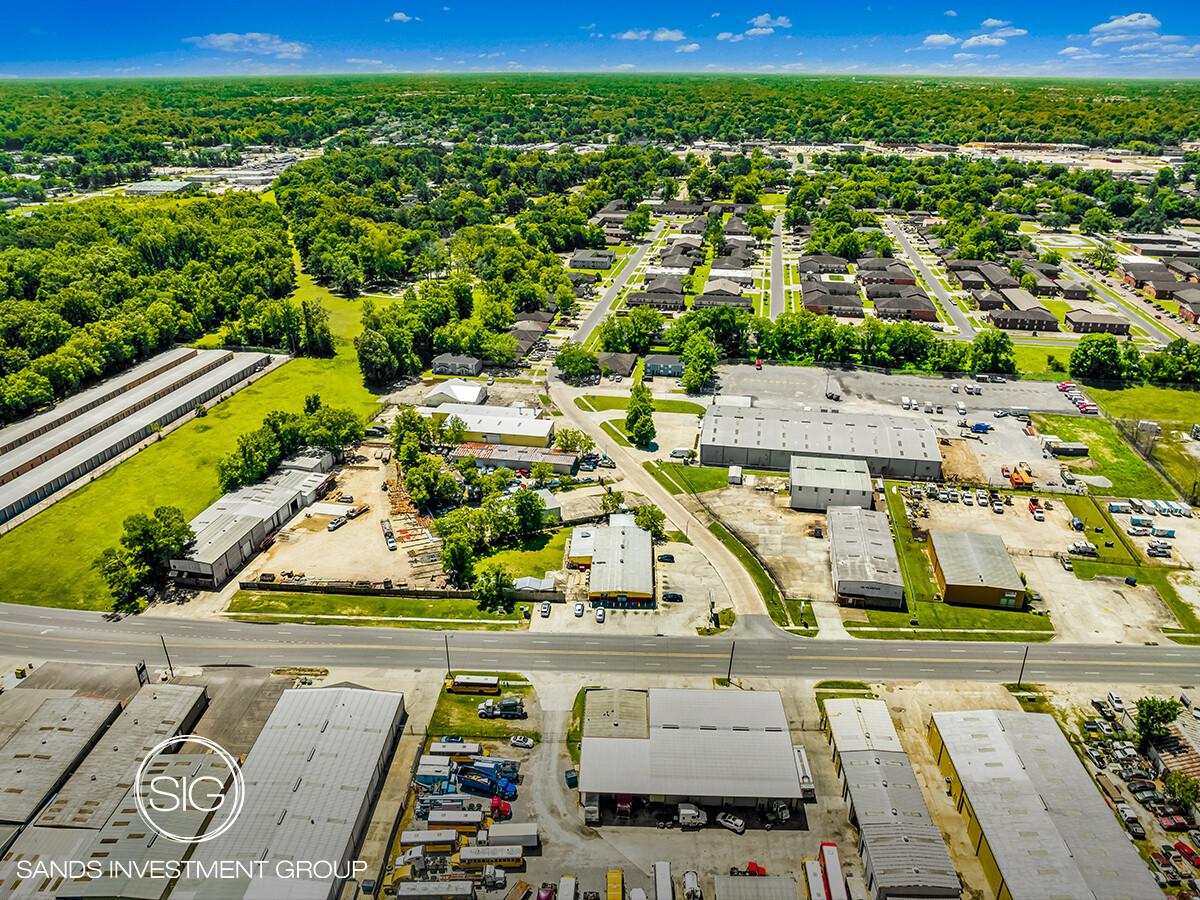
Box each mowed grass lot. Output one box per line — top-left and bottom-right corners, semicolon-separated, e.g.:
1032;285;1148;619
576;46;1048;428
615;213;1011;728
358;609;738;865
427;677;537;740
1011;345;1072;380
1087;384;1200;496
0;274;377;610
857;484;1054;640
481;529;568;578
1031;414;1174;500
576;395;707;416
226;590;522;622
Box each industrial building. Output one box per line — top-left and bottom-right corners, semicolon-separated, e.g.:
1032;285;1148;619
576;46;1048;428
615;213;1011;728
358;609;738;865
824;699;958;900
788;455;873;511
451;444;579;475
37;684;208;830
125;180;192;196
419;404;553;447
826;507;904;609
424;378;487;407
699;408;942;479
0;352;270;526
172;685;405;900
712;876;799;900
63;754;234;900
0;347;199;456
170;457;334;588
0;350;237;487
0;827;97;899
929;709;1161;900
0;696;122;826
588;524;654;606
928;531;1025;608
578;689;807;811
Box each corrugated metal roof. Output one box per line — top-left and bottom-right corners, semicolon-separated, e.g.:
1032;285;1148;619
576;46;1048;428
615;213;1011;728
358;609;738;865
929;531;1024;592
579;690;803;799
0;826;96;898
788;455;872;493
589;526;653;597
0;696;121;825
933;709;1160;900
37;684;207;830
827;506;903;593
172;686;404;900
713;876;798;900
824;699;901;754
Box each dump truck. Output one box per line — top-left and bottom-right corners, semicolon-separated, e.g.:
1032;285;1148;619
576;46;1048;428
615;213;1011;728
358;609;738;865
457;770;516;801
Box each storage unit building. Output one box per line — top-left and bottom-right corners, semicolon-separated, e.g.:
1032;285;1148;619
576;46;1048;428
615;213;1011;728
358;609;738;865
826;507;904;610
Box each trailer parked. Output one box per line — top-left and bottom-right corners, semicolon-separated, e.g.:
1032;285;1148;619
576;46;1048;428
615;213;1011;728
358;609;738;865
480;822;540;848
399;830;461;853
451;846;525;870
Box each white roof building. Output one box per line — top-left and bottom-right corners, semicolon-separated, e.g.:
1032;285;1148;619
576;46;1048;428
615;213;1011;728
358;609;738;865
424;378;487;407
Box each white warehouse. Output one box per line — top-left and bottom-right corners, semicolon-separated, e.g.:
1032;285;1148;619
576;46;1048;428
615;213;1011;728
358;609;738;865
788;455;873;511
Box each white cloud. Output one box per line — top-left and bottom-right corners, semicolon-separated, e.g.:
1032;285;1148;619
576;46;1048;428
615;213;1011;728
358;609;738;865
613;29;650;40
748;13;791;27
184;32;309;58
993;27;1027;37
746;27;774;36
613;63;636;69
921;33;959;48
1090;12;1160;34
676;42;701;52
944;9;957;15
581;22;596;29
716;31;744;41
346;57;383;64
113;66;142;73
961;34;1006;47
981;17;1009;27
1058;45;1083;54
711;11;720;16
653;28;687;41
387;12;414;22
953;52;977;58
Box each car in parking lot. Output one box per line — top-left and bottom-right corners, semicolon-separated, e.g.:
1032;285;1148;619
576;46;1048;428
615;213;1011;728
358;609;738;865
663;592;683;602
574;602;584;617
657;554;675;563
510;735;536;749
1085;746;1106;767
1177;842;1200;868
716;812;746;834
595;608;606;623
1164;816;1192;832
327;516;347;531
540;602;551;618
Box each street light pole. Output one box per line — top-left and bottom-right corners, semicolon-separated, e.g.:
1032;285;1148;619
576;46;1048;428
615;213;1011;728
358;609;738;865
160;635;174;680
1016;645;1030;690
726;641;736;682
444;634;452;679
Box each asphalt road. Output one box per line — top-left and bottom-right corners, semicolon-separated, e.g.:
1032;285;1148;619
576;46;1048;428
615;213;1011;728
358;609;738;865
769;215;784;319
4;604;1200;686
885;217;976;339
575;223;663;345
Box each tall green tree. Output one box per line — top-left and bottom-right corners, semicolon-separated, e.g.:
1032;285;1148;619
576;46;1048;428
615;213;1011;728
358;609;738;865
1135;696;1182;748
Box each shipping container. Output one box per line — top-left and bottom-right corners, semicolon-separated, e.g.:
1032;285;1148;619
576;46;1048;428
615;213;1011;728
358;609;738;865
451;846;524;869
481;822;540;847
795;746;816;802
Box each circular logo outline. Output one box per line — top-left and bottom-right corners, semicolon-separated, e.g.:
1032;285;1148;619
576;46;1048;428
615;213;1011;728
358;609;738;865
134;734;245;843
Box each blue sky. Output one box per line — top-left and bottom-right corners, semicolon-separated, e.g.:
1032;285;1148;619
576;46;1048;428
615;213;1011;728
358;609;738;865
2;3;1198;78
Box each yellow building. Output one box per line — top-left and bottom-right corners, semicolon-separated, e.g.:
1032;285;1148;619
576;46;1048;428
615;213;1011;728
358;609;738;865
927;531;1025;608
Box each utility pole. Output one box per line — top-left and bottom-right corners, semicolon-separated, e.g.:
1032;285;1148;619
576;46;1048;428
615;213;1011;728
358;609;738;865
1016;645;1030;690
160;635;174;680
726;641;736;682
444;634;452;678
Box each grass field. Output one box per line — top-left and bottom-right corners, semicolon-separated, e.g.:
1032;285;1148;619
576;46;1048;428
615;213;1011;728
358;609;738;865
1085;384;1200;498
1031;414;1174;499
1011;345;1072;380
427;678;537;740
0;273;376;610
1062;496;1137;565
599;420;632;447
226;590;522;621
707;521;786;626
482;529;568;578
576;395;706;416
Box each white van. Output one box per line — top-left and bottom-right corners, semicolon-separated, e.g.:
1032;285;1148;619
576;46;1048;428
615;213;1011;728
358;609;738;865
670;448;691;459
955;402;966;416
901;396;911;410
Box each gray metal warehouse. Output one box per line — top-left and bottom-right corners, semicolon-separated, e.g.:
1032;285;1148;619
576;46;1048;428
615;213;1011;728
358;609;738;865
823;699;958;900
0;352;270;526
172;685;406;900
788;455;873;511
699;408;942;479
170;456;334;588
826;506;904;609
578;688;806;813
37;683;208;830
0;696;122;826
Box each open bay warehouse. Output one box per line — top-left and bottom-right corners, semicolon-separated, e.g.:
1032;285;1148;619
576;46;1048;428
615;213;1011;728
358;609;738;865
578;688;809;817
699;408;942;479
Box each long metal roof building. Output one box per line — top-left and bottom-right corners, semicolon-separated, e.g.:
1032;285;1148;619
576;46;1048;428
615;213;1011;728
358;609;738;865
823;699;958;900
0;826;96;899
699;408;942;479
0;696;121;826
589;525;654;600
37;684;208;830
578;689;805;803
172;685;405;900
826;506;904;609
930;709;1161;900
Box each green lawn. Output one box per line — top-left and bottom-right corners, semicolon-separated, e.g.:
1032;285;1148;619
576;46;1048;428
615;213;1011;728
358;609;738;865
643;461;684;495
576;395;706;416
1031;414;1174;499
697;606;737;635
599;420;633;447
1062;496;1137;565
482;529;568;578
868;483;1054;639
226;589;521;621
707;521;787;627
1088;384;1200;424
1011;344;1072;380
0;273;376;610
428;678;537;740
1042;299;1074;323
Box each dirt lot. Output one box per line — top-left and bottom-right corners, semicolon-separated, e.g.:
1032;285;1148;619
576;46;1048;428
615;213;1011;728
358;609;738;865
918;496;1179;643
243;456;446;588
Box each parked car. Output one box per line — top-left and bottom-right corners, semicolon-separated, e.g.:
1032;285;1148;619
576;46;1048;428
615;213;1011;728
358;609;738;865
509;735;536;749
1164;816;1192;832
657;554;675;563
540;601;552;618
663;592;683;602
327;516;347;532
574;602;585;617
595;608;606;623
716;812;746;835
